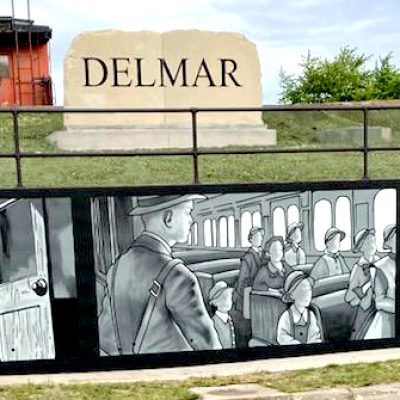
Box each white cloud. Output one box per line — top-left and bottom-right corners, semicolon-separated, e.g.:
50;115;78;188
3;0;399;104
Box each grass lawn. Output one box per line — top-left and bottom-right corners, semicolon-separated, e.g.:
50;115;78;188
1;359;400;399
0;108;400;187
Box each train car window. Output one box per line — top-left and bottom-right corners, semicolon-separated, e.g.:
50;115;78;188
374;188;396;251
212;219;217;247
192;222;198;246
204;219;212;247
252;211;262;228
335;196;352;251
241;211;252;247
273;207;286;239
287;204;300;225
228;215;235;248
219;217;228;247
314;199;332;251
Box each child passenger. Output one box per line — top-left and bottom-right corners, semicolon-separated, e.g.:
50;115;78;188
209;281;236;349
277;271;322;345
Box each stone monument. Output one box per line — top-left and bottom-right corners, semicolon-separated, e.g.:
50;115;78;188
49;30;276;150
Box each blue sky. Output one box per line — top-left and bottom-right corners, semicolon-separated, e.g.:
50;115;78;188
2;0;399;104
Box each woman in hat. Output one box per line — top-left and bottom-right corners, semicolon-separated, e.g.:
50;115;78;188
209;281;235;349
277;271;322;345
345;228;380;340
284;222;307;267
364;224;397;339
253;236;291;292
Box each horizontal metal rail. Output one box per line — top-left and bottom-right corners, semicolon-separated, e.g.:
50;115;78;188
0;104;399;187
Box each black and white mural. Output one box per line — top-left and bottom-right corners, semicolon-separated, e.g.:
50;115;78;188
95;188;397;355
0;188;396;363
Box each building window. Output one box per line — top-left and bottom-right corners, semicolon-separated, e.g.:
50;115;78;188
228;215;235;248
204;219;212;247
212;219;217;247
273;207;286;239
219;217;228;247
314;199;332;251
192;222;198;246
374;189;396;251
335;196;351;251
241;211;252;247
252;211;262;228
288;204;300;225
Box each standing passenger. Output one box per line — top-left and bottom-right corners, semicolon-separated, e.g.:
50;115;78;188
232;227;264;347
365;224;397;339
345;228;379;340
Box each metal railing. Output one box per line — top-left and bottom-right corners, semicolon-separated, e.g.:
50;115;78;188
1;103;400;187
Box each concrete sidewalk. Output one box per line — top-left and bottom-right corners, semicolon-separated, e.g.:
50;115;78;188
0;347;399;386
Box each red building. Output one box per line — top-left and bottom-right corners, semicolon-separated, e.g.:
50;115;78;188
0;17;53;106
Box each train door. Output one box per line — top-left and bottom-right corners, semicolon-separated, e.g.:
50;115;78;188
0;199;55;362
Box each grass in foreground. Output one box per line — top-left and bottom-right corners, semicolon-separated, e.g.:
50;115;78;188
1;359;400;399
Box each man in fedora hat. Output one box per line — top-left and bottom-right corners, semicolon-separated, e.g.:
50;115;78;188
284;222;307;267
232;226;264;347
310;227;350;280
99;194;221;355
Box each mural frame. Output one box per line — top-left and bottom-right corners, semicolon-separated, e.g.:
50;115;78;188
0;178;399;375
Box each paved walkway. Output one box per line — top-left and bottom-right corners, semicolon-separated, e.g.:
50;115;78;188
0;347;399;386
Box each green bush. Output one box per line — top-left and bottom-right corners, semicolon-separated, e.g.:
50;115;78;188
280;47;400;104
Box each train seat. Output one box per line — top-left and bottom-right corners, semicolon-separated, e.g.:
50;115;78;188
292;263;314;275
173;248;245;264
312;289;356;342
248;290;288;346
312;273;350;297
189;258;241;275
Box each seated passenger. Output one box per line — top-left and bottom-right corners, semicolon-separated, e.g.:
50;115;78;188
209;281;235;349
310;227;350;280
365;224;397;339
277;271;322;345
345;228;379;340
284;222;307;267
253;236;291;292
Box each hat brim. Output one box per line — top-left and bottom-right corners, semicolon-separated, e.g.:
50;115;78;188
288;222;304;236
383;226;397;250
325;230;345;243
129;194;206;216
352;229;376;253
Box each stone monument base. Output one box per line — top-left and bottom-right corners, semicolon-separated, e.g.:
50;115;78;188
47;125;277;151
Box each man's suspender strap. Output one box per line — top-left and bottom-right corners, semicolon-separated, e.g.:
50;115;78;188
133;258;183;354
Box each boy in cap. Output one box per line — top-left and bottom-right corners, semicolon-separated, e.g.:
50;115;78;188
284;222;306;267
310;227;350;280
99;194;221;355
345;228;379;340
209;281;235;349
232;226;264;347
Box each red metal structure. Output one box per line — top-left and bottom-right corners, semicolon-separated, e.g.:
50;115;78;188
0;16;53;106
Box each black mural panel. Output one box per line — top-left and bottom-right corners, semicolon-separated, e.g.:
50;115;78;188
0;185;397;367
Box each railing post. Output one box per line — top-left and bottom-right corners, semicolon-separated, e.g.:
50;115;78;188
12;110;23;187
191;109;200;184
362;107;369;180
